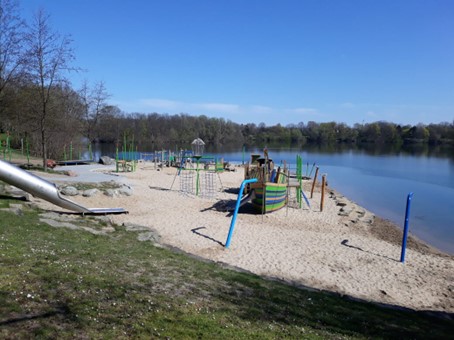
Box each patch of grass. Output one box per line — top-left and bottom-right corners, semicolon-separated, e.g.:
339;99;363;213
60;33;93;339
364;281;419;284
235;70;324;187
0;200;452;339
69;181;121;191
17;163;60;173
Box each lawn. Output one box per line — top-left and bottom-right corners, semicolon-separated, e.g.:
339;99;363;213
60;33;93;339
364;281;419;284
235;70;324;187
0;197;452;339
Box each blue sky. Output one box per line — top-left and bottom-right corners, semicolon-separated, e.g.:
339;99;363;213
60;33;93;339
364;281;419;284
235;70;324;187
20;0;453;126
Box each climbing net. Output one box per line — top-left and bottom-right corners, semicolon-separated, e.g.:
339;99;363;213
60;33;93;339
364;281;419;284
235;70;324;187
179;170;195;196
200;171;217;199
178;169;221;199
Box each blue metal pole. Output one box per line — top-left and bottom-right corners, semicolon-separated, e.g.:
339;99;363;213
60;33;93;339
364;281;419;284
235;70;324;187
400;192;414;263
225;178;258;248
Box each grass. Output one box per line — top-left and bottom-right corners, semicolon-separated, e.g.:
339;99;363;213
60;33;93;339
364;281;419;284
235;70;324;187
0;198;452;339
68;181;122;191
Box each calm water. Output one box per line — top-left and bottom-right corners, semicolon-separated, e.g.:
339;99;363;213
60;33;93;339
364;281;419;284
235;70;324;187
218;146;454;255
91;144;454;254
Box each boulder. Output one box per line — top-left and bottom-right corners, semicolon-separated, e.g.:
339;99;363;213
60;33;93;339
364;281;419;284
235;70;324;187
83;188;99;197
104;189;116;197
60;186;78;196
99;156;113;165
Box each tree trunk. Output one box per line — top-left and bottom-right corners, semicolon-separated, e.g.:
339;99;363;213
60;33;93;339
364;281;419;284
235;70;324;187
41;115;47;171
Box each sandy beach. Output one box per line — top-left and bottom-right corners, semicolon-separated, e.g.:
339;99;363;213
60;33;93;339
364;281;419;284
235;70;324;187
27;162;454;313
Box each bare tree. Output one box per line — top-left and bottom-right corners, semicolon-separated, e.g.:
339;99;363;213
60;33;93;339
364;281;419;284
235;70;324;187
0;0;26;123
24;8;76;169
79;80;110;143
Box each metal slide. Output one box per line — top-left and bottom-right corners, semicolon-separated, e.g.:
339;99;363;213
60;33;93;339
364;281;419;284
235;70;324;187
0;159;127;214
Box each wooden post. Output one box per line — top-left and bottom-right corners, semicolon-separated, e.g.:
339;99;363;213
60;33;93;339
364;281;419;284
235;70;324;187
311;167;319;198
320;174;326;212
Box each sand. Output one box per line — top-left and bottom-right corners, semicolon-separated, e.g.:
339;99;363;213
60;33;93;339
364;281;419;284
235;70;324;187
27;163;454;313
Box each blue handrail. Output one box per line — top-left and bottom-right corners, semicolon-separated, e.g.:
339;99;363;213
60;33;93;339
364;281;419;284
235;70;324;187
225;178;258;248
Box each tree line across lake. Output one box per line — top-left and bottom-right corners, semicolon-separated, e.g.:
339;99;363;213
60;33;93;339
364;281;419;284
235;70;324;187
1;0;453;167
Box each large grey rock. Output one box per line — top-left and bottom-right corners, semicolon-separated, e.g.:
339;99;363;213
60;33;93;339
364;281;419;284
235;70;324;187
83;188;99;197
60;186;78;196
104;189;116;197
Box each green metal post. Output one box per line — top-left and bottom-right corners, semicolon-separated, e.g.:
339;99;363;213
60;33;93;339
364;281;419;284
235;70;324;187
89;143;93;161
26;138;30;166
116;146;119;172
130;142;133;162
123;134;127;159
7;135;11;162
134;145;138;171
196;158;200;196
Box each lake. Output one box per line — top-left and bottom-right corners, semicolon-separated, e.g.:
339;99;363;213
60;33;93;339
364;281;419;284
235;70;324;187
91;143;454;255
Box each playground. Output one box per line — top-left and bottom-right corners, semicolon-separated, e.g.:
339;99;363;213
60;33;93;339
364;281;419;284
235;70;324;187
1;134;453;313
9;158;451;314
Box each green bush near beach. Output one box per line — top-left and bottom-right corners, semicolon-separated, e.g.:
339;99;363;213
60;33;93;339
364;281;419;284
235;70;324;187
0;199;452;339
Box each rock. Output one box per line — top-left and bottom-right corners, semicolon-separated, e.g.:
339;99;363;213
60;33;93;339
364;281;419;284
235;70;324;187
336;200;348;207
60;186;78;196
80;226;106;235
104;189;116;197
9;203;24;212
95;216;113;224
118;185;133;196
338;206;353;216
101;226;116;233
2;204;23;216
99;156;113;165
356;209;366;218
83;188;99;197
137;231;161;243
24;202;39;210
363;217;374;224
39;212;81;222
123;222;150;232
2;188;30;201
39;218;79;230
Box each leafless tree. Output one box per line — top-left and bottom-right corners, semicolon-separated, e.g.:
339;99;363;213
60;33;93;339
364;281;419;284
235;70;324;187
79;80;110;143
0;0;26;125
23;8;77;169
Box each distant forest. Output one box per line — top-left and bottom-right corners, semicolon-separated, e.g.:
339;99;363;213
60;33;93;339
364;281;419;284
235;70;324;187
89;113;454;147
1;1;453;167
